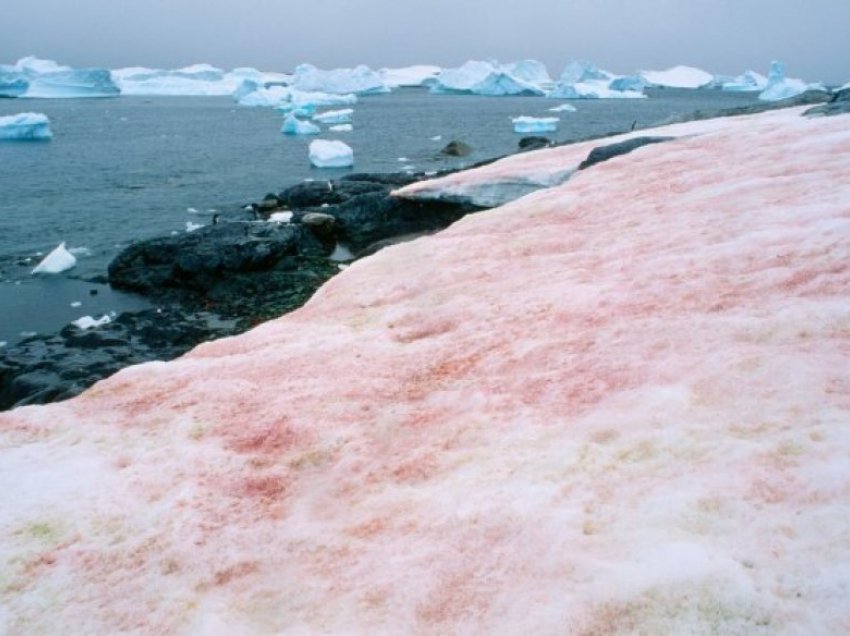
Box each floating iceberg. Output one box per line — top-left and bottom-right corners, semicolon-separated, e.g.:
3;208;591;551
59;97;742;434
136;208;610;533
379;65;441;88
512;116;558;133
608;75;646;92
115;65;288;96
24;68;120;98
0;71;29;97
313;108;353;124
281;114;320;135
329;124;353;132
309;139;353;168
71;314;112;330
0;112;52;140
548;61;645;99
720;70;768;92
640;65;714;89
432;60;546;96
504;60;553;88
758;61;820;102
548;103;577;113
292;64;389;95
237;85;291;107
31;242;76;274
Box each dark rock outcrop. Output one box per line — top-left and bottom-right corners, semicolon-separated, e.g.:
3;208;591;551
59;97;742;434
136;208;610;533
804;88;850;118
518;136;553;152
578;136;673;171
440;140;473;157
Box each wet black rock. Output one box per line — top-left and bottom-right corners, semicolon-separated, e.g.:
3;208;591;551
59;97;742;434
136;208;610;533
440;140;473;157
804;88;850;118
518;136;553;152
0;307;238;410
578;136;673;171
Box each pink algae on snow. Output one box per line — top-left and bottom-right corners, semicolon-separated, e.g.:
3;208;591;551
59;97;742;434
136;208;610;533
1;107;850;634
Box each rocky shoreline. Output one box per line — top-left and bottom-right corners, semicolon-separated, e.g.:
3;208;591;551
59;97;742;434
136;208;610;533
0;171;481;410
1;88;844;411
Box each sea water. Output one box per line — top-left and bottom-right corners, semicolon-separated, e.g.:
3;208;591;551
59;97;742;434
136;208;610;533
0;89;760;344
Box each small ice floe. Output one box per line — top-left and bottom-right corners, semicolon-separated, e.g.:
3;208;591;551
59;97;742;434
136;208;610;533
71;314;112;330
186;221;204;232
548;103;577;113
268;211;293;223
512;116;559;133
320;203;329;208
329;124;352;132
170;231;179;235
70;301;82;307
329;242;355;261
430;135;442;141
19;331;37;338
312;108;353;124
68;246;92;257
207;208;217;213
0;113;53;141
309;140;354;168
281;113;320;135
31;242;76;275
401;164;416;172
187;207;199;213
0;341;6;348
397;157;409;162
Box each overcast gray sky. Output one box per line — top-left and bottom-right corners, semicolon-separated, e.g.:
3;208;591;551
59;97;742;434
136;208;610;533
1;0;847;83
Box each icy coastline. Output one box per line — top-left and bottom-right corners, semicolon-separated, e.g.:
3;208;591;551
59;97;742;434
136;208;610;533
1;103;849;633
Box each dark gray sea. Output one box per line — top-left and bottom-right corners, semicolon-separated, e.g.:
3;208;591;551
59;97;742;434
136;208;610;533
0;88;761;345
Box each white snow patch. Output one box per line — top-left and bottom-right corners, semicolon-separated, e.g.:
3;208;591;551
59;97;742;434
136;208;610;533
71;314;112;330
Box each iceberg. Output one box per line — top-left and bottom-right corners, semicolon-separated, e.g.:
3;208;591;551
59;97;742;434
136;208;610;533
9;57;119;98
608;75;646;92
309;139;353;168
432;60;546;96
115;65;288;96
640;65;714;89
512;116;558;133
548;61;645;99
290;90;357;108
758;61;819;102
238;85;291;107
548;103;577;113
0;70;29;97
379;65;441;88
292;64;389;95
281;114;320;135
71;314;112;330
504;60;553;88
24;68;120;98
0;113;52;140
313;108;353;124
329;124;353;132
721;70;768;92
31;242;76;274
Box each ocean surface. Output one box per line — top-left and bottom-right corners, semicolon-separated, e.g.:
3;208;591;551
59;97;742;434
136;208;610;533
0;88;761;345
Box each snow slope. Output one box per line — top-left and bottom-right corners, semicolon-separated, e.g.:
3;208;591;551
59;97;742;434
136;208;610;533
1;107;849;634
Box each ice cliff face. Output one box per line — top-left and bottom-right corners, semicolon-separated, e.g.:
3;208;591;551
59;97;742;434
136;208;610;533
292;63;389;95
1;107;850;635
431;60;547;96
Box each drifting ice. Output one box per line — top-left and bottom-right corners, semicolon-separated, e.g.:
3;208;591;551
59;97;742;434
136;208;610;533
379;66;441;88
548;60;645;99
548;103;577;113
640;65;714;89
0;71;28;97
758;61;818;102
0;113;52;140
313;109;353;124
432;60;546;96
329;124;353;132
512;116;559;133
281;114;320;135
71;314;112;330
309;140;354;168
292;64;389;96
31;242;76;274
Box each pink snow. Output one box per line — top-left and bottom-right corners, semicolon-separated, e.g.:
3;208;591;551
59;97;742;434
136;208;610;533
1;108;850;634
